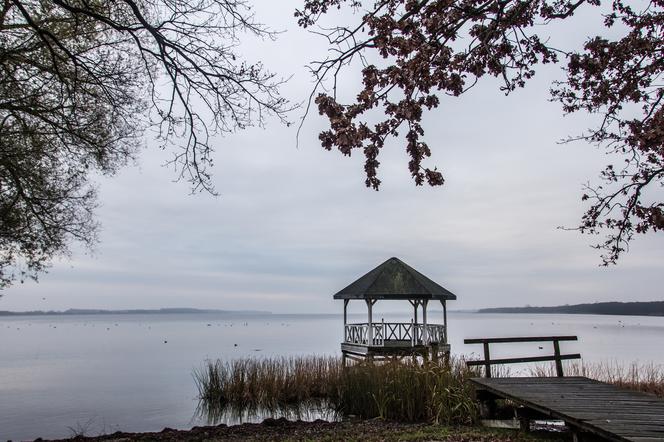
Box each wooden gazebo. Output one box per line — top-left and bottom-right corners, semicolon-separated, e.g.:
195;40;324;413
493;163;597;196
335;257;457;363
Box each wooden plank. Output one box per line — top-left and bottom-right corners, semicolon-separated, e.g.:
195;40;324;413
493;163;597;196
464;335;578;344
553;339;563;376
568;414;664;422
588;422;664;431
546;404;664;410
521;396;664;403
501;388;660;397
507;396;664;403
466;353;581;366
474;390;662;403
483;341;492;378
474;376;593;381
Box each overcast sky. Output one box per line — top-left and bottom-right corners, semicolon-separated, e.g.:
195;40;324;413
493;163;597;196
2;1;663;313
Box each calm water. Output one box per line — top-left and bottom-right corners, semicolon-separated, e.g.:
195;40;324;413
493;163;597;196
1;311;663;440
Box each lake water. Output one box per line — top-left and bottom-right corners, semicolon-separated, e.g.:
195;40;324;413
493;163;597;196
1;311;663;441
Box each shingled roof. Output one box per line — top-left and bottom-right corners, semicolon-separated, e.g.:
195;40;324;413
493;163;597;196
333;257;457;300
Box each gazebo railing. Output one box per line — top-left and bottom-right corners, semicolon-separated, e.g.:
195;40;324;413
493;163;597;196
385;322;414;341
344;321;446;347
345;323;369;345
416;323;446;345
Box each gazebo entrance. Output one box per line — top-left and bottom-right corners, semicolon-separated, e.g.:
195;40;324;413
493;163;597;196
335;257;456;364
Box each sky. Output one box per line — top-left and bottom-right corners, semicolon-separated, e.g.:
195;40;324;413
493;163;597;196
2;1;663;313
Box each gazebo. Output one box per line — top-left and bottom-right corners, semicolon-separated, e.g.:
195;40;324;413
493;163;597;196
335;257;457;363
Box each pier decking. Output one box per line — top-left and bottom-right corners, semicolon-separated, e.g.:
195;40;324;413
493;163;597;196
464;336;664;440
471;376;664;441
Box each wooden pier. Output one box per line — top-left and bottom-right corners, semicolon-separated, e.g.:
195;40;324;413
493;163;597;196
465;336;664;441
471;376;664;441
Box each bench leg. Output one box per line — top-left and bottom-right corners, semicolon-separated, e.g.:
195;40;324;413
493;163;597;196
475;390;498;419
519;416;531;432
571;428;600;442
479;399;497;419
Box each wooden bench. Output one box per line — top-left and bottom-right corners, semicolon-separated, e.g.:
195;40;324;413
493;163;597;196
464;335;581;378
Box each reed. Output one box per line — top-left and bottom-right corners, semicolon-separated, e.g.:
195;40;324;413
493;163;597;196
193;356;341;409
530;360;664;397
194;355;480;425
337;357;479;424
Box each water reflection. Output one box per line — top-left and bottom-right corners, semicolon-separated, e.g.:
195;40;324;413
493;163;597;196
194;399;339;426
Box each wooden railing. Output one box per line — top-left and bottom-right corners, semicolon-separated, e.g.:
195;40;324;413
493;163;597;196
344;322;446;346
372;322;385;346
345;323;369;345
384;322;414;341
421;324;446;344
464;335;581;378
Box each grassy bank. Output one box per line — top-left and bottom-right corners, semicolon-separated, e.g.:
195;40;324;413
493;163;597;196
194;356;480;425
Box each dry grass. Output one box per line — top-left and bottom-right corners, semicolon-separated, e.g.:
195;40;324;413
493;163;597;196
195;356;664;428
194;356;481;425
530;360;664;397
193;356;340;423
337;357;479;424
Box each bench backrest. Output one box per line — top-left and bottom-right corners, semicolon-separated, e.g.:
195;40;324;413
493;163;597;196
463;335;581;378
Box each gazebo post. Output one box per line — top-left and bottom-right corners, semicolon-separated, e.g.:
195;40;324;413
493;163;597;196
442;300;448;343
343;299;349;326
410;300;418;343
366;298;373;345
422;299;428;345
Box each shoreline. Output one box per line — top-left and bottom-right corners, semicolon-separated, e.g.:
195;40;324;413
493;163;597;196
36;418;571;442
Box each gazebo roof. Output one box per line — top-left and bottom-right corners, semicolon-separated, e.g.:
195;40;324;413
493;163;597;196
333;257;457;301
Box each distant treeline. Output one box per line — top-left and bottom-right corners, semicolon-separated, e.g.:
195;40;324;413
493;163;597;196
479;301;664;317
0;308;271;317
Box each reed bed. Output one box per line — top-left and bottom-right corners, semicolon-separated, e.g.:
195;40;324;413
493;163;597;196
337;357;479;424
530;360;664;397
194;356;341;409
194;355;480;425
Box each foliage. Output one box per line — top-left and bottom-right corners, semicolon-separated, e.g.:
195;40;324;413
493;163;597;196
296;0;664;264
194;355;480;425
0;0;289;288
